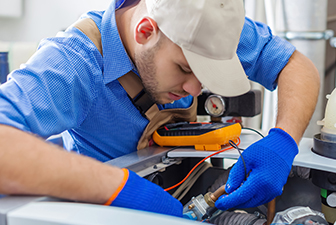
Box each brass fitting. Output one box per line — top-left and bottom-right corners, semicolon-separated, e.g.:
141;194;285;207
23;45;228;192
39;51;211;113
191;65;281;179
188;203;195;210
204;192;216;207
204;185;227;207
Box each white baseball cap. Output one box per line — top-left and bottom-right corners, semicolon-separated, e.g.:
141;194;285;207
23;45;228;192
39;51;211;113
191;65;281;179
145;0;250;97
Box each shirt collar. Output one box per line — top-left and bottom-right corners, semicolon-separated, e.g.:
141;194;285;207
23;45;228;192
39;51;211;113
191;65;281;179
101;0;136;84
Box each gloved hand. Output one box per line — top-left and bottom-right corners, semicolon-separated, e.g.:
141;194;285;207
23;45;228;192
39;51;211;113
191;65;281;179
215;128;298;210
105;168;183;217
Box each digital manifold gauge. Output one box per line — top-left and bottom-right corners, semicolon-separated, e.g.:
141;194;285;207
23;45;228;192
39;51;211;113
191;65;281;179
204;95;225;117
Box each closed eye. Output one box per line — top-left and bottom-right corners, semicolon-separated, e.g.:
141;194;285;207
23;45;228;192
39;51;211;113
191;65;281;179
178;65;192;74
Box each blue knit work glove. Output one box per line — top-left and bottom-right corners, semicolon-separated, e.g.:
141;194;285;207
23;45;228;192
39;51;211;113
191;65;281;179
106;169;183;217
215;128;298;210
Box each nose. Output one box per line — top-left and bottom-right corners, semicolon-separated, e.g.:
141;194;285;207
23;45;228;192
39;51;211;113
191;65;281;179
183;74;202;97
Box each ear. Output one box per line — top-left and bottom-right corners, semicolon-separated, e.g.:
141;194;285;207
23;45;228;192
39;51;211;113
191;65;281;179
134;17;159;45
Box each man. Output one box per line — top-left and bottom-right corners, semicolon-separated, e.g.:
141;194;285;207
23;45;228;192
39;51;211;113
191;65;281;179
0;0;319;218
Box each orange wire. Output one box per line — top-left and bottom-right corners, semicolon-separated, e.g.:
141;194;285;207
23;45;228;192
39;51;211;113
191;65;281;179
164;138;241;192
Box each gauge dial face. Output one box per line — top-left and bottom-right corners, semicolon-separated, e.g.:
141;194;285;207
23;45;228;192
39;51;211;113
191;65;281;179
205;95;225;117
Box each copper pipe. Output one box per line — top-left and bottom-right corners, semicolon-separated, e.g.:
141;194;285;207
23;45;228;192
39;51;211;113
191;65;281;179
266;198;276;225
210;185;227;201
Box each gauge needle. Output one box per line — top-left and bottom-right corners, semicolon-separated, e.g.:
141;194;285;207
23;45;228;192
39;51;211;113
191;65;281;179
210;99;218;109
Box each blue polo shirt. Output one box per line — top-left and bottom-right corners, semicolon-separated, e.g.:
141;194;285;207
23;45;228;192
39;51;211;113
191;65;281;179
0;0;295;162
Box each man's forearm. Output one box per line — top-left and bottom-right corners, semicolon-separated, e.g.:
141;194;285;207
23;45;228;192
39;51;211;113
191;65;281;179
0;124;123;204
276;50;320;143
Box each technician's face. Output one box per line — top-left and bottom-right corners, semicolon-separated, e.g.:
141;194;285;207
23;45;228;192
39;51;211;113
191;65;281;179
134;37;202;105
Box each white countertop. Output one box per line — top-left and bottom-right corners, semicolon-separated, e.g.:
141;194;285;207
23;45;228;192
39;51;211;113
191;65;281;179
167;130;336;173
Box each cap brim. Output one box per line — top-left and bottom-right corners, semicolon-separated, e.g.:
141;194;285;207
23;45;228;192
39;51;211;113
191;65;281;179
182;49;250;97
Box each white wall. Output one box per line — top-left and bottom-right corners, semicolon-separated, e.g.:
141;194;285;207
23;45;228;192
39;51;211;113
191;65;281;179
0;0;111;42
0;0;112;71
245;0;266;24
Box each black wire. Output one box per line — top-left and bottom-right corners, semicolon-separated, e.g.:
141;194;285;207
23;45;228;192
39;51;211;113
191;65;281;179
228;127;264;181
242;127;264;138
229;140;247;181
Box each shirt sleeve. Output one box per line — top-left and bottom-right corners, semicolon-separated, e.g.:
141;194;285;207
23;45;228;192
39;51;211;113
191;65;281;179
0;29;101;138
237;17;296;91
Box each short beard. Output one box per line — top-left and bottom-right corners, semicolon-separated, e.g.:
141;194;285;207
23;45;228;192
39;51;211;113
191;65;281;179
134;42;162;104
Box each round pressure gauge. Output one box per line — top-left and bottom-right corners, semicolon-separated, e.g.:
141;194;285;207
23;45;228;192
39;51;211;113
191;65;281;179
204;95;225;117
